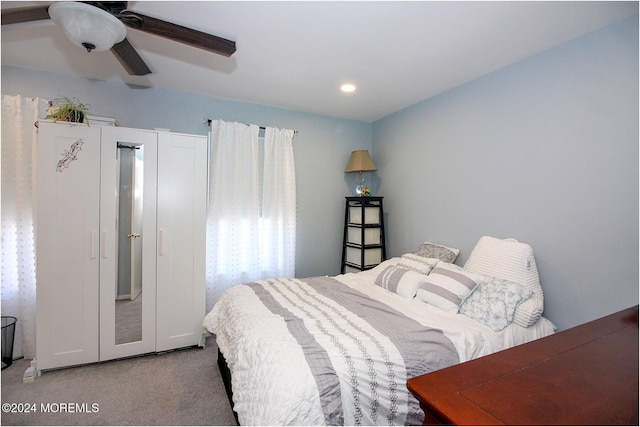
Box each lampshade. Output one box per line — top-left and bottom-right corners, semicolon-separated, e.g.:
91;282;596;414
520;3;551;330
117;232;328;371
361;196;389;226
344;150;377;173
49;2;127;52
345;150;377;195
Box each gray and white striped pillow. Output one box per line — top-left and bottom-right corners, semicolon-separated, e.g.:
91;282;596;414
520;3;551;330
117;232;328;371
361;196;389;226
415;262;482;312
374;265;426;299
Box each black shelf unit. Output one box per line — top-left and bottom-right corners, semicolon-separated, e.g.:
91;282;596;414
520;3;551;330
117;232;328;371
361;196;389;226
341;196;386;273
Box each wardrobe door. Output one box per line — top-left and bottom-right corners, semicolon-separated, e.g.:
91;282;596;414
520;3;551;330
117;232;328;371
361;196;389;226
36;122;101;371
156;132;207;351
99;127;158;361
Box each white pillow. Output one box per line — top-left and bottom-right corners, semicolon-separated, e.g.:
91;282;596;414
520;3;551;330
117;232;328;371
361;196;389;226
413;241;460;263
398;253;440;275
463;236;543;327
415;262;481;312
459;277;533;331
374;265;426;299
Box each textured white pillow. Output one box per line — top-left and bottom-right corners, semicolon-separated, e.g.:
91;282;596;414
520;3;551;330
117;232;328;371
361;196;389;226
415;262;481;312
398;253;440;275
463;236;544;327
374;265;426;299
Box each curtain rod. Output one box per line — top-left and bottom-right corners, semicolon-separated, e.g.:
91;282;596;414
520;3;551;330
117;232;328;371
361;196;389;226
204;118;298;134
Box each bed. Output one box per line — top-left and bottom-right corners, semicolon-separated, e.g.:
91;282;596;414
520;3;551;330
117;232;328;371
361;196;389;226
203;236;556;425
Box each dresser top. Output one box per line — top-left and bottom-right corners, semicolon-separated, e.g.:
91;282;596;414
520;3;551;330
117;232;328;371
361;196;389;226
407;306;639;425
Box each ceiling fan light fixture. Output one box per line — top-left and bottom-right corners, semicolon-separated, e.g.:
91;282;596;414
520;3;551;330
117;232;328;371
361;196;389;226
48;2;127;52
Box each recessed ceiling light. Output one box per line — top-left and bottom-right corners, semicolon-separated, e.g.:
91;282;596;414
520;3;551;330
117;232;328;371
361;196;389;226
341;83;357;93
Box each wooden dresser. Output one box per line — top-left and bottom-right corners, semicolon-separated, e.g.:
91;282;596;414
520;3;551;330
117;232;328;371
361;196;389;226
407;306;639;425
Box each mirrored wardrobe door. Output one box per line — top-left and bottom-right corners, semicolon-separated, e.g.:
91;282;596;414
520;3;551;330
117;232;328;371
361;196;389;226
99;127;158;362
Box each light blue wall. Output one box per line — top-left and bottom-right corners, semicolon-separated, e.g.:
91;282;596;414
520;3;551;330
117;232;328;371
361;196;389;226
372;16;639;330
1;66;372;278
3;16;637;331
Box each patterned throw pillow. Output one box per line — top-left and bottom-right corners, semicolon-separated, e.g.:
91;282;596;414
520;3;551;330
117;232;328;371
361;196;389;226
415;262;481;312
413;241;459;263
374;265;426;299
459;277;533;331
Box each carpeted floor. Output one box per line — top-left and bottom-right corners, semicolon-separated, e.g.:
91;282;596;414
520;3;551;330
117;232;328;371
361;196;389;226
0;336;237;426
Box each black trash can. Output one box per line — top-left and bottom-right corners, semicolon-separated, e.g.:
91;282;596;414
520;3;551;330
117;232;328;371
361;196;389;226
1;316;17;370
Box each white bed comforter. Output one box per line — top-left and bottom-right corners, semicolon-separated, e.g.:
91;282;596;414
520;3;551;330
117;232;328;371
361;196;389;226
204;272;555;426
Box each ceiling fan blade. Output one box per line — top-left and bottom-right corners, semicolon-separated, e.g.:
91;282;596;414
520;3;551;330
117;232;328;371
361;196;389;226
1;5;50;25
119;11;236;57
111;38;152;76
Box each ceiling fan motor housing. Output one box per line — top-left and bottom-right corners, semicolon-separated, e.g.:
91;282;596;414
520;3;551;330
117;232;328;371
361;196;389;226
48;2;126;52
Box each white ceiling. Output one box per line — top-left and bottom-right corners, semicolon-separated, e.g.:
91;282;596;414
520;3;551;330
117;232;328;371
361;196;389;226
1;1;637;122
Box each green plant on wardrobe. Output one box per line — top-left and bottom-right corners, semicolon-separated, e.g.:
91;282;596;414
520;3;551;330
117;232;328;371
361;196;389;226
45;96;91;125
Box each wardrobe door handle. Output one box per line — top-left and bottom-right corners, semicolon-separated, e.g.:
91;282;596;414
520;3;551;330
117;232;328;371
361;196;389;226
91;230;98;259
158;229;164;256
101;230;108;258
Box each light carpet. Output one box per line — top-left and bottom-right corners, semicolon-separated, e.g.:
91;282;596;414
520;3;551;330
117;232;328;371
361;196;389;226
0;336;237;426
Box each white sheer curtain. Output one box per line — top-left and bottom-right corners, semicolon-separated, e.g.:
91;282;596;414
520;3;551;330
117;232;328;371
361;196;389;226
206;120;296;310
261;127;296;278
1;94;48;360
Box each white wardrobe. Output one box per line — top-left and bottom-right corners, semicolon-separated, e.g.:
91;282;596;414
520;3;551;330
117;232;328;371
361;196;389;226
35;121;207;371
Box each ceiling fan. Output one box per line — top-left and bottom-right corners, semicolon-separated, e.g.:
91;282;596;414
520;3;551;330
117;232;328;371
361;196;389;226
1;1;236;76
